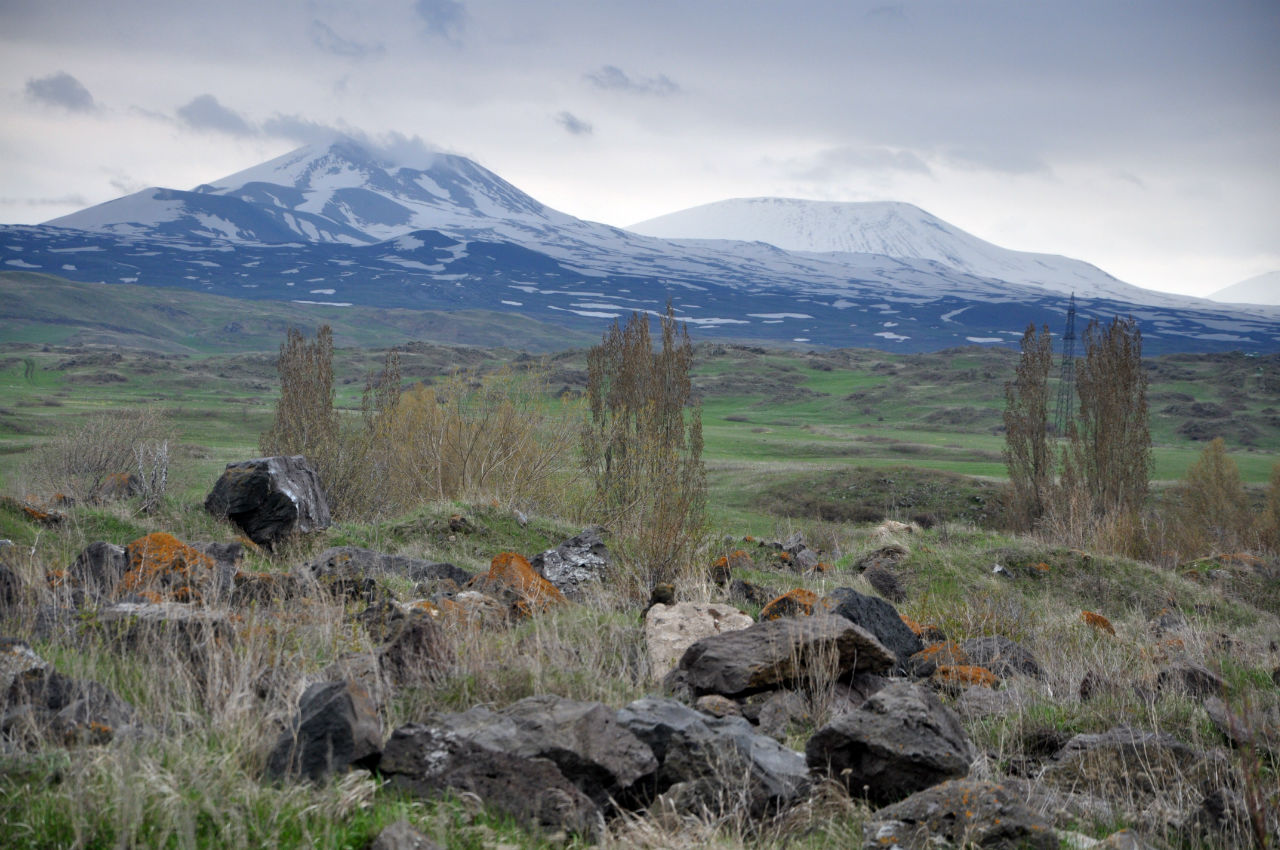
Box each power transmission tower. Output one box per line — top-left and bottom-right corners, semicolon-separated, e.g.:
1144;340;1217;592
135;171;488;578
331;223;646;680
1053;293;1077;436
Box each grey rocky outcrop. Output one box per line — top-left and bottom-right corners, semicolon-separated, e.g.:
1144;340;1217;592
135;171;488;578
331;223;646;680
617;696;810;818
265;680;382;783
676;614;895;698
862;779;1058;849
204;455;331;547
806;681;975;806
381;693;655;827
1042;726;1207;801
961;635;1044;680
367;819;442;850
823;586;922;672
379;721;603;837
1;638;137;747
531;527;610;599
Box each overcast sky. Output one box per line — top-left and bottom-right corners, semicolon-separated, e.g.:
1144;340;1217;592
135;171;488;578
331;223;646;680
2;0;1277;297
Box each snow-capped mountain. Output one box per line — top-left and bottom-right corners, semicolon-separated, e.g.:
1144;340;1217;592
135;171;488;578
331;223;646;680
1210;271;1280;306
48;138;579;246
7;138;1279;354
628;197;1137;301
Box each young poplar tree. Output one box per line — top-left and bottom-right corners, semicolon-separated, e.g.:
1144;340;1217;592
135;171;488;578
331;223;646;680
1062;315;1152;519
582;304;706;585
260;325;338;461
1003;323;1053;528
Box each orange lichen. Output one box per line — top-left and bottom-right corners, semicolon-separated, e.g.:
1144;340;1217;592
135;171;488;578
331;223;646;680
812;562;832;573
1034;562;1050;572
916;641;970;666
933;664;999;689
45;569;68;588
760;588;819;620
122;532;213;603
487;551;565;611
1080;610;1116;635
900;614;947;642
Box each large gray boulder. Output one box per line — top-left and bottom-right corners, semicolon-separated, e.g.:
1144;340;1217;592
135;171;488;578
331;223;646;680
204;455;331;548
806;681;975;806
1042;726;1209;802
265;680;382;783
531;527;610;599
823;587;923;673
862;779;1058;849
617;696;810;818
380;722;603;837
677;614;896;698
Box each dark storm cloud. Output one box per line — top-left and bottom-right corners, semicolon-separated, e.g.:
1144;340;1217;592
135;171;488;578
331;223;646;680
176;95;254;136
308;20;384;59
586;65;680;96
414;0;466;42
555;111;593;136
25;71;96;112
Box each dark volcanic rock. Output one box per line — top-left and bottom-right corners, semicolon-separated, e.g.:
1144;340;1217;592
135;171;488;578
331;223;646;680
961;635;1044;680
617;696;810;818
67;541;129;600
806;681;975;807
266;680;382;783
822;586;923;672
678;615;896;698
2;639;137;747
204;455;331;547
380;722;602;837
862;779;1058;849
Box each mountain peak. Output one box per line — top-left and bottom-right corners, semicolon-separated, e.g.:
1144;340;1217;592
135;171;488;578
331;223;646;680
627;196;1136;298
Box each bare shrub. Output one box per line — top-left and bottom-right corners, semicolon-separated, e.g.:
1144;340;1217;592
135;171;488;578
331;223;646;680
26;406;170;503
373;366;579;513
1257;461;1280;554
260;330;579;520
1163;437;1252;560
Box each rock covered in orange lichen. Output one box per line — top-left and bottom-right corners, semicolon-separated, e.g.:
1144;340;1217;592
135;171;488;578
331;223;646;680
759;588;819;620
908;641;971;678
900;614;947;643
932;664;1000;691
122;532;214;603
1080;610;1116;635
486;552;566;611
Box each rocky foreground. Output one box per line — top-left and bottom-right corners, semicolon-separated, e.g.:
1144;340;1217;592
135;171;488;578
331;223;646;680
2;456;1278;849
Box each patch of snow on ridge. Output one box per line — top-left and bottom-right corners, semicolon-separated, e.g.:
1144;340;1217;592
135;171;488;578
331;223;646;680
748;312;813;319
966;337;1005;343
875;331;909;341
310;288;336;295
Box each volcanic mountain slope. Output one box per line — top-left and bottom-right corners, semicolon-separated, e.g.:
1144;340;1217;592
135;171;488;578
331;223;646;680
4;137;1277;354
627;197;1140;301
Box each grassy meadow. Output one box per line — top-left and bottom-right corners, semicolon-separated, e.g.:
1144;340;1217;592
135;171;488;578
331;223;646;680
1;279;1279;849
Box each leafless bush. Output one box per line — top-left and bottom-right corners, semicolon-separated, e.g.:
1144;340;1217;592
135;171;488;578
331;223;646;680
26;406;170;503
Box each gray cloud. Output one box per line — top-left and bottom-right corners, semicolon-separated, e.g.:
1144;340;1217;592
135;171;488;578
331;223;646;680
0;193;89;207
586;65;680;96
177;94;254;136
309;20;384;59
261;113;340;144
555;111;593;136
414;0;466;42
25;71;96;112
786;146;932;181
